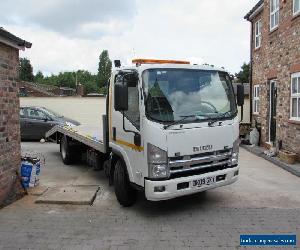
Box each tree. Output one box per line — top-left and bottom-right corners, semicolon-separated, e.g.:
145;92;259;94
57;72;76;88
19;58;34;82
97;50;112;88
34;71;44;83
235;62;250;83
83;81;98;93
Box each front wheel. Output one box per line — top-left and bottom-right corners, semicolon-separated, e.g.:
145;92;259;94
114;160;137;207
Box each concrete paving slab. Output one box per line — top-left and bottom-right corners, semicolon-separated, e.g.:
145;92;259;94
35;185;100;205
71;168;103;186
27;186;48;196
242;144;300;177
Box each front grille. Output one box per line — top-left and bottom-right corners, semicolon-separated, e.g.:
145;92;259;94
170;164;235;179
168;149;233;179
169;149;231;162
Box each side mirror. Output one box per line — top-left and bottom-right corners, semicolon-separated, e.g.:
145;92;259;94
237;84;245;106
114;82;128;111
114;60;121;68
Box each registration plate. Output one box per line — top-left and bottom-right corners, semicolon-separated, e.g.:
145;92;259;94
193;176;216;187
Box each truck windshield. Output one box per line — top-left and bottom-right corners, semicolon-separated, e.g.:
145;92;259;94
142;69;237;123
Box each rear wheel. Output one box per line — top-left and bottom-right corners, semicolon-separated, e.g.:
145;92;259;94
114;160;137;207
60;135;74;165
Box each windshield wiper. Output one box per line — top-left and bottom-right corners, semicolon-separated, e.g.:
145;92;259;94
163;111;233;130
163;115;205;130
217;110;232;118
207;111;233;126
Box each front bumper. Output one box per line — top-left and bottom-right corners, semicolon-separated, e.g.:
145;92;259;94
145;166;239;201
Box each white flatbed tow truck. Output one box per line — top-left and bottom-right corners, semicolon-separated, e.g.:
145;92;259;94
46;59;245;206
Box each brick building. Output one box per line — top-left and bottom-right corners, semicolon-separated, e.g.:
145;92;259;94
0;28;31;205
245;0;300;160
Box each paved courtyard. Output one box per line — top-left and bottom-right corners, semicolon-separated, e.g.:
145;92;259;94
0;142;299;249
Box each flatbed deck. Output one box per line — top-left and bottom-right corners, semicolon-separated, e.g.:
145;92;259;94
46;124;105;153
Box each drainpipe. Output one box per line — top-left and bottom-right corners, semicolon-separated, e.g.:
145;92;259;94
249;20;253;126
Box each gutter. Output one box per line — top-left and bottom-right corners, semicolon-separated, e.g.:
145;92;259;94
0;37;26;50
248;3;264;21
0;28;32;50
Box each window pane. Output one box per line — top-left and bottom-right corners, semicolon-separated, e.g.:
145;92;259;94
292;77;297;94
27;108;46;120
294;0;300;13
292;98;297;117
20;108;25;118
275;11;279;26
125;86;140;128
259;20;262;32
271;0;275;12
271;15;275;29
298;78;300;94
298;98;300;117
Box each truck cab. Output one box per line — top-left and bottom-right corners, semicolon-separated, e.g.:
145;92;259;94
108;59;242;206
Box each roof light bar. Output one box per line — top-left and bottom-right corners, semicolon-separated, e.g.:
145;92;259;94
132;59;190;65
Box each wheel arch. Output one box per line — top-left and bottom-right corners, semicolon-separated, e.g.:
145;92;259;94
109;149;132;185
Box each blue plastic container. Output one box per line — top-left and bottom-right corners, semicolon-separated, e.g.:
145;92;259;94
20;157;41;188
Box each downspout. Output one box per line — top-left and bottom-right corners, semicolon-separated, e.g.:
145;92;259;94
249;20;253;125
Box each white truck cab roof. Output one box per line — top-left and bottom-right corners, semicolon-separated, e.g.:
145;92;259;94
113;59;228;75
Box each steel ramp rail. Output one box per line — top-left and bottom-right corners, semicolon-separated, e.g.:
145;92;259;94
46;125;105;153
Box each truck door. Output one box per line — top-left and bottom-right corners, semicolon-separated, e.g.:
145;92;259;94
110;71;144;186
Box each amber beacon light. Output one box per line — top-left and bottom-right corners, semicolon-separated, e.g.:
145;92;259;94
132;59;190;65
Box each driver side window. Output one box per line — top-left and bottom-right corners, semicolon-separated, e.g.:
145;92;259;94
115;73;140;129
27;108;47;120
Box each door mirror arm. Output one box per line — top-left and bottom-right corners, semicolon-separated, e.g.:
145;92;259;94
122;112;141;146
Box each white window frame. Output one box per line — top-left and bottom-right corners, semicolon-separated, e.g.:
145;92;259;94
270;0;279;31
253;85;260;114
255;20;262;49
290;72;300;121
293;0;300;16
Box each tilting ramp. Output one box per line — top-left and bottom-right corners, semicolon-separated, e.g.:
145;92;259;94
46;125;105;153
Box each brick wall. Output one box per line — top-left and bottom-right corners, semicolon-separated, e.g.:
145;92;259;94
0;42;21;204
250;0;300;159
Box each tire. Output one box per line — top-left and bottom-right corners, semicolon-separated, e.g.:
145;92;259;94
114;160;137;207
60;135;74;165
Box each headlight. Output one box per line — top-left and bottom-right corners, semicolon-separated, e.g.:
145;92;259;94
65;121;75;127
231;138;240;165
147;143;169;179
